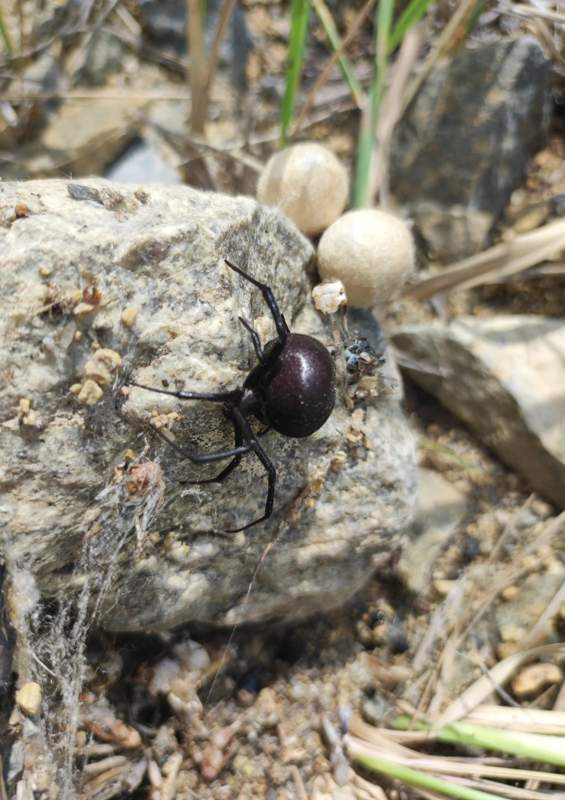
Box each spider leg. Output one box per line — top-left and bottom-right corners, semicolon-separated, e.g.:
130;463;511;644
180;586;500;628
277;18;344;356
223;408;276;533
130;382;240;403
150;423;251;465
238;316;265;362
183;409;245;485
224;259;289;342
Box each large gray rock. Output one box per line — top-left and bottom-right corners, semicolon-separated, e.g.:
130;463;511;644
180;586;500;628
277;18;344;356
0;179;417;631
393;316;565;508
390;37;550;261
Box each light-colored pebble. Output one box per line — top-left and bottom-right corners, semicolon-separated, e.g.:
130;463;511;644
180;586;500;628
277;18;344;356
16;681;42;716
512;662;563;697
94;348;122;370
84;360;112;386
433;579;456;597
499;622;526;642
257;142;348;236
317;208;414;308
18;398;31;417
77;379;104;405
312;279;347;314
121;307;138;328
73;302;96;316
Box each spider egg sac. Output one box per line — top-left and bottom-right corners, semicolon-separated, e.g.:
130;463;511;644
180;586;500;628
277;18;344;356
257;142;349;236
317;208;414;309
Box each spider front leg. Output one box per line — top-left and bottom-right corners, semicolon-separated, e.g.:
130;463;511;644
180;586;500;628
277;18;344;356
130;382;240;404
225;259;289;343
238;316;265;363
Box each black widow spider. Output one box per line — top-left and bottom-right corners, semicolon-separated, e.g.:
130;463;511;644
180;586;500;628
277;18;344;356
130;259;336;532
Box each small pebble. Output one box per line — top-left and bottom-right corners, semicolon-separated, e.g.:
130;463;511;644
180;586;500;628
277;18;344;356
257;142;348;236
121;307;138;328
312;280;347;314
501;585;519;601
16;682;42;716
77;379;104;405
512;662;563;698
94;348;122;370
84;360;112;386
499;622;526;642
73;302;96;316
15;202;29;218
18;398;31;418
317;208;414;308
433;579;455;596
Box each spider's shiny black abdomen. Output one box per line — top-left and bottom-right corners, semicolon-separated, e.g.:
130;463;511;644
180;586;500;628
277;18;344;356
259;333;336;438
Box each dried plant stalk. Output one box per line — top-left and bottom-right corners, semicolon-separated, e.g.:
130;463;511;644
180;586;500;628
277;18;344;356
404;219;565;301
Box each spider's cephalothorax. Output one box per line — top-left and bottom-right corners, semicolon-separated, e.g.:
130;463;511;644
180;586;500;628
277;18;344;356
130;259;336;532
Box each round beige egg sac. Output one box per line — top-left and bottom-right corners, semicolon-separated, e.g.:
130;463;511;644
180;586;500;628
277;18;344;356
257;142;349;236
317;208;414;308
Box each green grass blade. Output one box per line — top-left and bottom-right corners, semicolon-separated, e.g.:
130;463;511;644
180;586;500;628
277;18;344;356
441;722;565;769
352;752;503;800
0;10;14;57
389;0;433;52
394;717;565;769
352;0;395;208
280;0;311;146
312;0;364;107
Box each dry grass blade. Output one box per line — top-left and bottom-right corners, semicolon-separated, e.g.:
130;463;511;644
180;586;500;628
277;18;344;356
371;23;423;201
448;776;554;800
352;772;390;800
293;0;374;133
0;756;7;800
437;642;565;727
205;0;236;91
348;712;565;800
187;0;208;135
500;2;565;25
403;218;565;301
414;512;565;721
400;0;479;119
518;579;565;651
466;705;565;736
484;262;565;282
348;726;565;787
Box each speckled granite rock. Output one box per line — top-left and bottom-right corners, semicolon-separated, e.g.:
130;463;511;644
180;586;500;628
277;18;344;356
0;179;417;631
